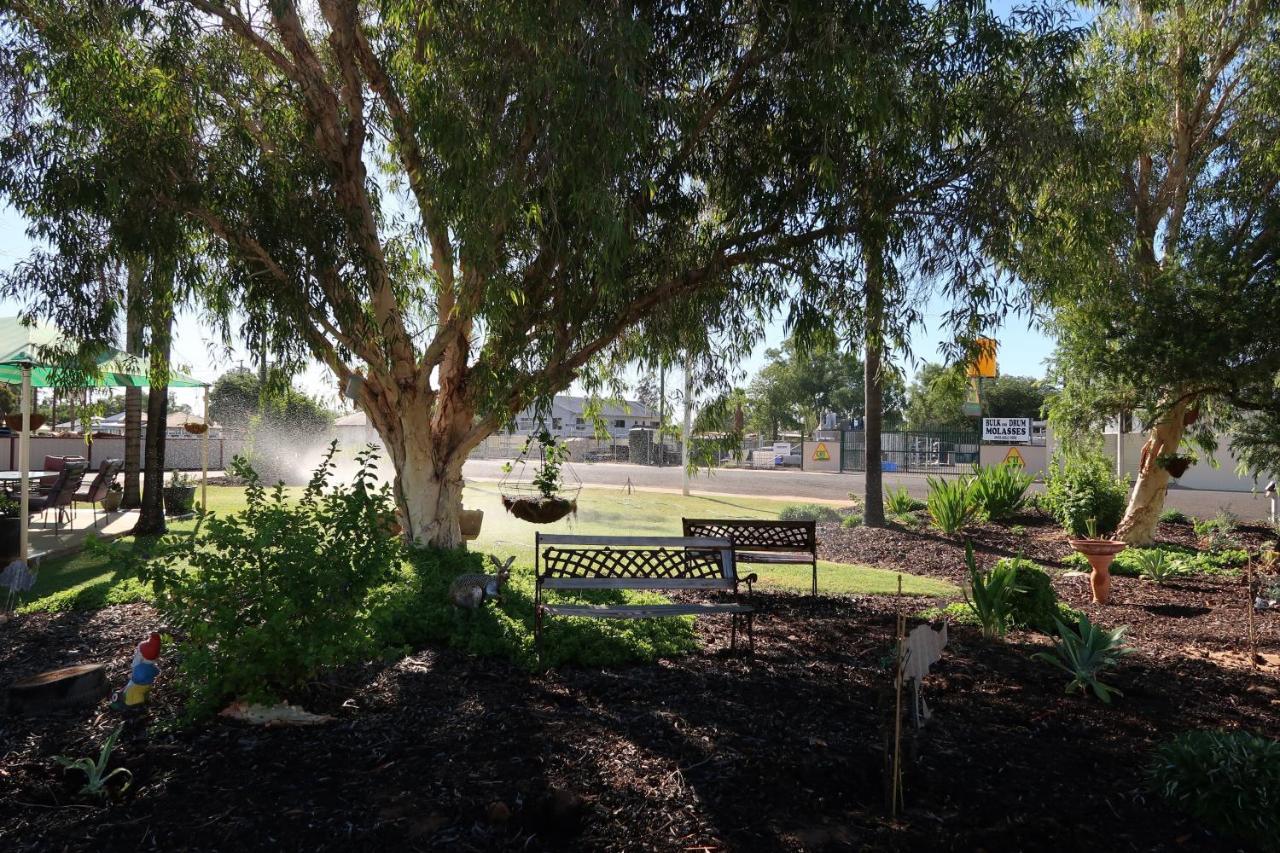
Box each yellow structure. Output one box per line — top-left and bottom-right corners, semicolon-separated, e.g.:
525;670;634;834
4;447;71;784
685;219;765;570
966;337;998;379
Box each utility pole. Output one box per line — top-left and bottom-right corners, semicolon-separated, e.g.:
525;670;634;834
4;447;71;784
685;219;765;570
657;362;665;468
682;356;692;496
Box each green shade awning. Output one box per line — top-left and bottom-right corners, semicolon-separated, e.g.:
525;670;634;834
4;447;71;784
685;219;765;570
0;317;205;388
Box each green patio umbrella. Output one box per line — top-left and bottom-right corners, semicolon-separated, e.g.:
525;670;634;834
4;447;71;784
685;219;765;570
0;317;208;563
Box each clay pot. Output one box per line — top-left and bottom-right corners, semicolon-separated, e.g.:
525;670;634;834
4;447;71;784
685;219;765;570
1068;538;1127;604
502;495;577;524
459;508;484;541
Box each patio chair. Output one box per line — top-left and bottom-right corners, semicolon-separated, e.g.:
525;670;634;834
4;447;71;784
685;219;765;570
74;458;124;527
27;460;89;536
37;455;87;493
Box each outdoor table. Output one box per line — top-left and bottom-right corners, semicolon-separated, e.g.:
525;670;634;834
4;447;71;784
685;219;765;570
0;471;54;482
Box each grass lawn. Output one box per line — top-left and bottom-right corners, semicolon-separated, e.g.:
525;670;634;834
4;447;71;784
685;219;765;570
18;482;956;611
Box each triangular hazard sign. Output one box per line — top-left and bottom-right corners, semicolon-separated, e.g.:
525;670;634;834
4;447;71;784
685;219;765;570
812;442;831;462
1003;446;1025;467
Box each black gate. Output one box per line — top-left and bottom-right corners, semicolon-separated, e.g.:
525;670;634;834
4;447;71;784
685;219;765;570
840;430;980;474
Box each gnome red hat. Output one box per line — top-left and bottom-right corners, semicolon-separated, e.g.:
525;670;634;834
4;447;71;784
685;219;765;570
139;632;162;662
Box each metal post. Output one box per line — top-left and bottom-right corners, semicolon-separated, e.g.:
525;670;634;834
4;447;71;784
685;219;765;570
201;385;210;510
682;358;692;496
19;365;30;561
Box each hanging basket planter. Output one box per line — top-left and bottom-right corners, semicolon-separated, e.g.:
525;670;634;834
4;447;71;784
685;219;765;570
1183;404;1200;426
459;508;484;540
183;421;208;435
4;414;45;432
1155;454;1193;478
502;494;577;525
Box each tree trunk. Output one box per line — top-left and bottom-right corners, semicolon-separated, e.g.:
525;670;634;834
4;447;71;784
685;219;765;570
122;260;145;509
133;268;173;537
360;385;472;549
1115;396;1190;545
863;250;886;527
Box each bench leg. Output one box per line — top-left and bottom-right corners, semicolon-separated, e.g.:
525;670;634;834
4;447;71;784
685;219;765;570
535;605;544;666
730;612;738;652
812;560;818;596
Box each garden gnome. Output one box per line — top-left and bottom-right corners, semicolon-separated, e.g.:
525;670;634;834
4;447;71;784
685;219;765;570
111;632;162;711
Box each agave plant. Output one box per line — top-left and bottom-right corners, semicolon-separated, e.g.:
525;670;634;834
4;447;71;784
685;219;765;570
885;486;925;515
1133;548;1183;584
961;540;1023;639
55;723;132;798
1033;616;1134;703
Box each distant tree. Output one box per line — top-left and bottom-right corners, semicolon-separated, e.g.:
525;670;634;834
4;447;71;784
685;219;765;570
981;375;1053;420
0;383;17;416
209;368;334;434
903;363;971;431
745;360;800;441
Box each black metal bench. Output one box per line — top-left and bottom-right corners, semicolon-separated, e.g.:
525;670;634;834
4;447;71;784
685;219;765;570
682;518;819;595
534;533;755;659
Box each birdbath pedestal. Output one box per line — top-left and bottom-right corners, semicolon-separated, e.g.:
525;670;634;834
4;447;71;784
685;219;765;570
1067;538;1127;604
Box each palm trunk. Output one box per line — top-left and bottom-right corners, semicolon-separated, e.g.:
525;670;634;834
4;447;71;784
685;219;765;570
1115;396;1190;545
122;259;145;509
863;249;886;527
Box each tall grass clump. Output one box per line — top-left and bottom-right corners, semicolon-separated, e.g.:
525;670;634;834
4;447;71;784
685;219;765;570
926;475;977;534
969;462;1034;521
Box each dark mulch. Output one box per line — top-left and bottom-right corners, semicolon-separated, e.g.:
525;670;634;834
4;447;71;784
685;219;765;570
3;577;1279;852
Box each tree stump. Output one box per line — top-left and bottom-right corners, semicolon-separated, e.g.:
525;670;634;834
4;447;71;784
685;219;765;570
7;663;108;714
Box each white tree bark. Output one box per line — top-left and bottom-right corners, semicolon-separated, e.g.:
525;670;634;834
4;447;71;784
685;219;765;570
1115;397;1189;545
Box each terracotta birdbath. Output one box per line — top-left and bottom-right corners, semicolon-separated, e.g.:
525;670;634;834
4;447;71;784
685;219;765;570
1068;538;1127;604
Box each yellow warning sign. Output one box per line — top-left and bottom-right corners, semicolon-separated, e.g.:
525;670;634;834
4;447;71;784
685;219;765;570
1003;446;1025;467
812;442;831;462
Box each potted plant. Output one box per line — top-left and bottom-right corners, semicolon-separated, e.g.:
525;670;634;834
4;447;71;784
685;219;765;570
101;482;123;513
459;508;484;541
1067;517;1127;605
0;494;19;561
1154;452;1194;479
162;470;197;516
500;430;578;524
183;420;208;435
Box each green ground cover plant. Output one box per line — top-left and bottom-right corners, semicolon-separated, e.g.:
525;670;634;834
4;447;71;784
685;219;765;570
1150;730;1280;852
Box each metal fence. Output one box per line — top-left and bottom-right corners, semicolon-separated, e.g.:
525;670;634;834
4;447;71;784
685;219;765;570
839;429;981;474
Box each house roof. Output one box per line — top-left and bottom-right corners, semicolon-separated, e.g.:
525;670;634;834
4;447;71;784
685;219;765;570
333;395;657;429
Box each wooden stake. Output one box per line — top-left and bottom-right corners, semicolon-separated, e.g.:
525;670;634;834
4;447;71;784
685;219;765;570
1246;559;1260;667
891;572;905;817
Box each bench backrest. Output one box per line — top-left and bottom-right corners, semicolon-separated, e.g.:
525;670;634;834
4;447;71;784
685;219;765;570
682;518;816;553
536;533;737;591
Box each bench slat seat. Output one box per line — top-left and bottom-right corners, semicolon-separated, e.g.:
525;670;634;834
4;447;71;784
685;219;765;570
541;602;753;619
736;551;813;564
535;533;754;659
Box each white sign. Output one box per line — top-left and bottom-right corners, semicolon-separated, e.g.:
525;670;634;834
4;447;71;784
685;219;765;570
982;418;1031;444
773;442;792;456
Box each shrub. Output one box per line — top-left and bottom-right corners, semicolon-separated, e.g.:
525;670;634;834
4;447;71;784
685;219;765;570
140;444;404;719
1159;508;1189;524
1043;451;1129;537
1063;545;1243;578
962;542;1020;639
1150;730;1280;851
885;487;925;515
969;462;1034;521
1193;510;1239;552
1033;615;1133;703
926;476;978;535
366;547;697;670
841;513;863;529
992;558;1061;633
779;503;841;523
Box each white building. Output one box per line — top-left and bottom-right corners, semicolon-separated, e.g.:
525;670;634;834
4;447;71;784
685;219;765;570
334;395;660;447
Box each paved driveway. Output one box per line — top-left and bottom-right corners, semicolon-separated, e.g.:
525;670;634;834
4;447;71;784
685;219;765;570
463;459;1275;522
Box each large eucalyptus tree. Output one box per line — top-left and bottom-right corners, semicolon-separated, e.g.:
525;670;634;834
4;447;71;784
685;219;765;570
1012;0;1280;543
2;0;917;547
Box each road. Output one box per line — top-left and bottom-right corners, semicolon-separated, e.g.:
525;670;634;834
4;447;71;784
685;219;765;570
463;459;1276;522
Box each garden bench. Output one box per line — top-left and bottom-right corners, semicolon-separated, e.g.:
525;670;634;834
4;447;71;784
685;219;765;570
682;518;819;595
534;533;755;659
